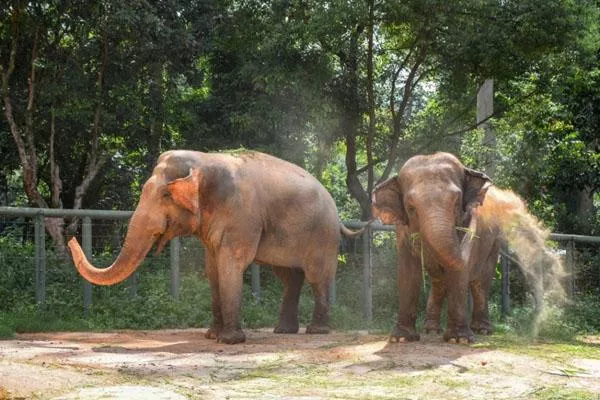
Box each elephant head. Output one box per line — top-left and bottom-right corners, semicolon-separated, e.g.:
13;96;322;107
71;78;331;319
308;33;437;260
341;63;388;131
68;150;225;285
372;152;491;271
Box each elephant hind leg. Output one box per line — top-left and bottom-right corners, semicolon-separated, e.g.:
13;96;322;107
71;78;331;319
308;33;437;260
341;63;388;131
470;279;493;335
272;266;304;334
304;257;336;334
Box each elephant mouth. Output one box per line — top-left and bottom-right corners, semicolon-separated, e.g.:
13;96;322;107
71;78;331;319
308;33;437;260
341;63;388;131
410;226;478;266
154;233;169;255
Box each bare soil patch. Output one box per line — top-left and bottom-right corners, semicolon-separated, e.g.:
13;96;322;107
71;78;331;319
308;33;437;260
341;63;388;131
1;329;599;399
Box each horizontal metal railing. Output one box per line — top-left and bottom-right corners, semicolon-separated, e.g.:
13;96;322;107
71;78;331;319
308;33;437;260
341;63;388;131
0;207;598;321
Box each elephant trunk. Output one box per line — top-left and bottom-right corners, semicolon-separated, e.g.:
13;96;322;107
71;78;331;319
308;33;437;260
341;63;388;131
419;209;478;271
68;209;161;286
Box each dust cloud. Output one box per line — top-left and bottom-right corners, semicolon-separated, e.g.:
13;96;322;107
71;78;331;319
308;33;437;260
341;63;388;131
479;187;568;336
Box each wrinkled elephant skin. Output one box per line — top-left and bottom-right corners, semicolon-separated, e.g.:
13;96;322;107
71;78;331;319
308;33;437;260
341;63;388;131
69;150;358;344
373;152;525;343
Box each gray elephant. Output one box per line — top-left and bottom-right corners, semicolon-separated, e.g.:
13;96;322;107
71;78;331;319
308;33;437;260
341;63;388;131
69;150;363;344
372;152;533;343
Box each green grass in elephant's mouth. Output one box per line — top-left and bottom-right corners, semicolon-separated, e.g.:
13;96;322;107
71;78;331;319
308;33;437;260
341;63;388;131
408;227;479;281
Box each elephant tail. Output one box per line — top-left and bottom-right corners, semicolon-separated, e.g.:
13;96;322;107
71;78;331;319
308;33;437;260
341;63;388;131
340;220;374;238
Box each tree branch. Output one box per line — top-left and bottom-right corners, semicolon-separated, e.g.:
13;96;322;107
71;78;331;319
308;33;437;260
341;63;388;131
49;107;62;208
365;0;375;198
378;45;428;184
70;32;109;218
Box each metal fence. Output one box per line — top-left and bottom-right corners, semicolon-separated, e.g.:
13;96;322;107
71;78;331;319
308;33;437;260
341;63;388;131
0;207;599;323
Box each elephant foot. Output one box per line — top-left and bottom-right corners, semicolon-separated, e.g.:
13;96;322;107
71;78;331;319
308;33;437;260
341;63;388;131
274;322;300;334
471;320;493;335
423;320;442;334
306;324;330;334
205;325;221;340
389;325;420;343
443;327;474;344
217;329;246;344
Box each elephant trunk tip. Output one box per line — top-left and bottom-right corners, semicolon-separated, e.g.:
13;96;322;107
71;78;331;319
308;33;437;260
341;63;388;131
67;237;85;268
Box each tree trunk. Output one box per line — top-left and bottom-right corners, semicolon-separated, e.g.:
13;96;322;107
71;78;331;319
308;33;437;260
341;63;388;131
365;0;375;197
576;186;596;233
145;62;165;174
1;11;67;254
341;24;372;220
477;79;495;178
2;7;107;254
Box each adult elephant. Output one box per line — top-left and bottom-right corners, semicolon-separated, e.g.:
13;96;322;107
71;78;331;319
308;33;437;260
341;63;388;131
69;150;363;344
372;152;526;343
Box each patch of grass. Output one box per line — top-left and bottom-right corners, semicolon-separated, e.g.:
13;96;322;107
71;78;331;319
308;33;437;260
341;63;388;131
530;386;597;400
437;378;468;389
471;333;600;362
0;318;16;339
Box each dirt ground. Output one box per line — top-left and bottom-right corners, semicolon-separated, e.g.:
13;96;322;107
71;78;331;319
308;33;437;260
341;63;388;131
1;328;599;399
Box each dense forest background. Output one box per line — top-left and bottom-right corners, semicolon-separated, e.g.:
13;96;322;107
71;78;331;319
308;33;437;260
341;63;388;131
1;0;599;249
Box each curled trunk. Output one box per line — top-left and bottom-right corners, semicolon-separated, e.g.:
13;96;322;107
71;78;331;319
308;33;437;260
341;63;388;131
419;211;478;271
68;211;157;286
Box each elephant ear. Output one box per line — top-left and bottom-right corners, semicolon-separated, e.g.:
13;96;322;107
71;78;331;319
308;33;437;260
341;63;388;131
372;176;406;225
167;168;201;214
463;167;492;212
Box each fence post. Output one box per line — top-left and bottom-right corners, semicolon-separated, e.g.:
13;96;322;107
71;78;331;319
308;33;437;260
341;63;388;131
82;216;93;316
501;247;510;316
251;263;260;300
565;239;575;297
170;238;180;300
34;214;46;308
363;226;373;323
329;276;336;306
127;273;139;298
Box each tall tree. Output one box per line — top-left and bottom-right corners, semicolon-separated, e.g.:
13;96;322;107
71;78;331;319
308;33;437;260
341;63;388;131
0;1;212;249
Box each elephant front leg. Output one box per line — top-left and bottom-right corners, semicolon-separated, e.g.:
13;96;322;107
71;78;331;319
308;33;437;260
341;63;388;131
204;251;223;340
424;276;446;334
213;245;252;344
272;267;304;334
206;284;224;340
391;248;422;342
216;266;246;344
444;271;473;344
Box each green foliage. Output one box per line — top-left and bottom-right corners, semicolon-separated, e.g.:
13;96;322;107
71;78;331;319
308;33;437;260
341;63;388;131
0;231;599;340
